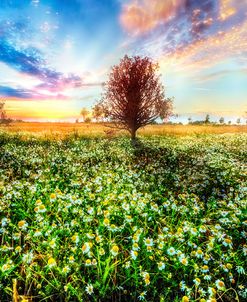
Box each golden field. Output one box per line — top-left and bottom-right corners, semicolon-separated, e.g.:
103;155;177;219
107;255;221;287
0;122;246;138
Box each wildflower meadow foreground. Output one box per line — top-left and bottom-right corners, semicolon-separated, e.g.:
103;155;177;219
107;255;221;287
0;132;246;301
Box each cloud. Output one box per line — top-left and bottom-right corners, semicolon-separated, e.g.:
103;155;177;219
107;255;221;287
121;0;247;74
120;0;184;35
0;85;68;100
1;39;84;89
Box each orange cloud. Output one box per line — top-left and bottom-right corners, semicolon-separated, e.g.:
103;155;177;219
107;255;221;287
219;0;236;21
120;0;184;35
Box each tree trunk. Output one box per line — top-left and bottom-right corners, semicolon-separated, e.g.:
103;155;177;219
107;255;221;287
131;128;136;140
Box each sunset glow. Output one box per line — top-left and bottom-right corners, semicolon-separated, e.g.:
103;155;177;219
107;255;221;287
0;0;246;122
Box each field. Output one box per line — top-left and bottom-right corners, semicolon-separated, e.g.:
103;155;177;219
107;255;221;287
1;122;247;138
0;124;247;302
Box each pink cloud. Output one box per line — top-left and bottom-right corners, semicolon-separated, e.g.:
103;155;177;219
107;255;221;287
120;0;184;35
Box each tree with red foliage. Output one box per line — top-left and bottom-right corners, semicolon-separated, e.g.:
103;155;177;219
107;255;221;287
96;55;173;139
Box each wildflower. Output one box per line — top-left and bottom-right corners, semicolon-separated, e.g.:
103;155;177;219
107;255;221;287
208;287;216;297
15;246;22;253
158;242;164;249
87;207;94;215
22;251;34;264
204;274;212;281
95;235;102;243
50;193;56;200
157;261;165;270
223;238;232;248
49;238;56;248
124;261;130;269
18;220;28;231
109;224;118;232
138;291;147;301
111;245;119;257
13;232;21;240
85;284;94;295
180;281;187;291
36;204;46;213
142;272;150;286
167;247;176;256
131;250;138;260
82;242;91;254
196;249;204;258
2;261;13;272
35;199;42;205
62;266;71;274
91;258;97;266
193;278;201;286
236;266;245;274
99;247;105;255
126;215;132;222
47;257;57;268
71;234;79;244
132;234;140;242
86;232;95;239
33;230;42;237
103;218;110;226
132;243;139;251
182;296;190;302
68;256;75;263
191;228;197;236
201;265;209;273
144;238;154;247
199;225;207;233
180;256;188;266
85;259;92;266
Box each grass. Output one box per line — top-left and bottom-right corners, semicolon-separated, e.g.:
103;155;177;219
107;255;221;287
0;122;246;138
0;127;246;301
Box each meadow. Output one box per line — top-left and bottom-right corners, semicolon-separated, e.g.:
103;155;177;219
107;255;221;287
2;122;247;138
0;124;246;302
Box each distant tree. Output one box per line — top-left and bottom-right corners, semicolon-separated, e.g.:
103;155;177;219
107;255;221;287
228;120;231;125
0;101;7;121
205;114;210;124
219;117;224;124
80;107;90;122
75;118;79;123
92;103;105;122
0;101;11;125
236;118;241;125
188;117;192;124
84;116;92;123
95;55;173;139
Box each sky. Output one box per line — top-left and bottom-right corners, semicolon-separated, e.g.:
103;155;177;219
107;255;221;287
0;0;246;123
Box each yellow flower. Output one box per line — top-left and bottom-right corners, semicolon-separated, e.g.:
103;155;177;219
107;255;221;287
144;276;150;285
85;259;91;266
35;199;42;205
82;242;90;254
18;220;27;229
50;193;56;199
15;246;22;253
103;218;110;226
47;257;56;267
92;258;97;266
180;257;188;266
111;245;119;256
182;296;190;302
215;280;225;290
